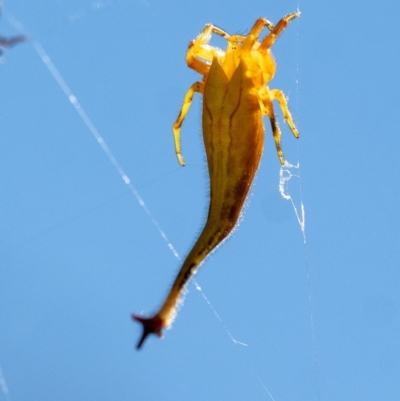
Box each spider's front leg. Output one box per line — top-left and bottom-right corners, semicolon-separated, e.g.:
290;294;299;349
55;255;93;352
242;17;274;52
260;11;300;51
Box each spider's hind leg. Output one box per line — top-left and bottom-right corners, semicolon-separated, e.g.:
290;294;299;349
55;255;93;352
270;88;299;139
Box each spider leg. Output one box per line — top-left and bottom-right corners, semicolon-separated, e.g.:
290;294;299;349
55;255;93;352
186;24;230;75
258;86;285;164
270;89;299;139
172;81;204;166
242;17;274;52
260;11;300;51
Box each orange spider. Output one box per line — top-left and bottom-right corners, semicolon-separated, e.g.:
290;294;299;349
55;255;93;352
133;11;300;349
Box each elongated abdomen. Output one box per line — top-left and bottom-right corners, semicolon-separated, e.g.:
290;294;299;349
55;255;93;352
132;59;265;349
202;58;264;233
155;59;265;322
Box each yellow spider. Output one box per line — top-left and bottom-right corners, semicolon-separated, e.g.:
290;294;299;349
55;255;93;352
133;11;300;349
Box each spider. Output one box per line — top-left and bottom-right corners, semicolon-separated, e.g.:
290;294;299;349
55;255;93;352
133;11;300;349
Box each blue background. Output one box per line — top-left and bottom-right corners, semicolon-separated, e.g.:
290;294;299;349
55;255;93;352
1;0;399;400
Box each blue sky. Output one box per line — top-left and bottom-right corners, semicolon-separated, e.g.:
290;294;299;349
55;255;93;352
1;0;399;400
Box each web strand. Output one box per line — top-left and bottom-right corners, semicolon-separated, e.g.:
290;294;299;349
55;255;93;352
31;38;181;260
279;11;321;400
0;365;11;401
279;161;320;401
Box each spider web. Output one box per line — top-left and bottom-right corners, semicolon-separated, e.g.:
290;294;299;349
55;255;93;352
1;3;318;400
